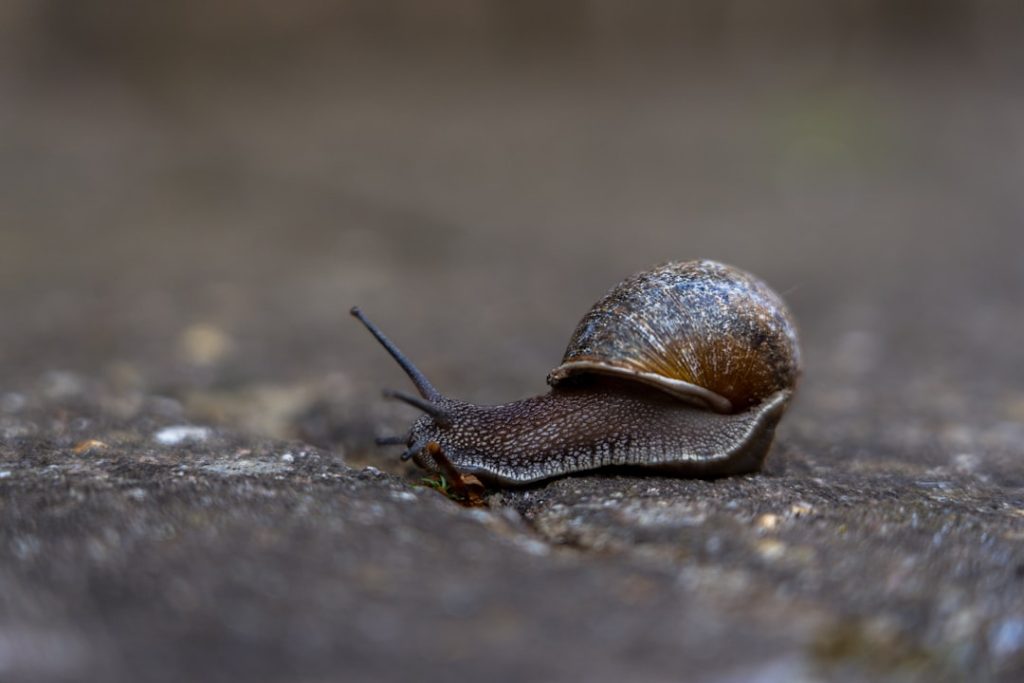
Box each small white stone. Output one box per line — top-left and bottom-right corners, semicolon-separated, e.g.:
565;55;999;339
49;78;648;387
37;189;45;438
125;488;147;500
280;452;295;463
756;539;787;561
514;537;550;556
0;470;11;478
756;513;780;531
154;425;212;445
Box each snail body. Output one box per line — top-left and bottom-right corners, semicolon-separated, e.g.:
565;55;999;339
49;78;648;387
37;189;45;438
352;260;800;487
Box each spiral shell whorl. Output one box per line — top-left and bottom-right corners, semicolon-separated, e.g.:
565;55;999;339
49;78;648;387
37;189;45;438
547;260;801;413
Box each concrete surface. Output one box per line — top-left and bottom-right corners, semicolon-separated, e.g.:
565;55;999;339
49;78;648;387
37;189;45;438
2;28;1024;682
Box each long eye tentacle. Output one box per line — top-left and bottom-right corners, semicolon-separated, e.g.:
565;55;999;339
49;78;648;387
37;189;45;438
350;307;442;401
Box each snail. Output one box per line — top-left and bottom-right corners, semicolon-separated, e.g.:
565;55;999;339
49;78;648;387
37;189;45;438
352;260;800;488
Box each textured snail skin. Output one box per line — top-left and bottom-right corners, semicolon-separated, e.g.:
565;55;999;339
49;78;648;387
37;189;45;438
406;377;791;485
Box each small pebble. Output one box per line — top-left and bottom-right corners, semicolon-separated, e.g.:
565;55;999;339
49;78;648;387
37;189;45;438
154;426;212;445
756;513;780;531
790;502;814;517
73;439;108;455
514;537;550;557
280;452;295;463
125;488;147;501
756;539;787;561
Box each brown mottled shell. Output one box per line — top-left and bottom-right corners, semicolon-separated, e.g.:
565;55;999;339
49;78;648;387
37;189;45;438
547;260;801;414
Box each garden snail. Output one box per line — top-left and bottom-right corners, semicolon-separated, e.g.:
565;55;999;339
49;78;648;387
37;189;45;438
352;260;800;487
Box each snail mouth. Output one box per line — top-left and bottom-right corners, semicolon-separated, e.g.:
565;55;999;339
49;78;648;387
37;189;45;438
547;361;734;414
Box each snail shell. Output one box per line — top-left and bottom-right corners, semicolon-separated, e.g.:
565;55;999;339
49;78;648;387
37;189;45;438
547;260;800;414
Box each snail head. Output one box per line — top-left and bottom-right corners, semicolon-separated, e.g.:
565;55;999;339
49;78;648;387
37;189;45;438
350;307;453;461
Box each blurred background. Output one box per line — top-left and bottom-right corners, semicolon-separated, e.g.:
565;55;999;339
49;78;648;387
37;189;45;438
2;1;1023;443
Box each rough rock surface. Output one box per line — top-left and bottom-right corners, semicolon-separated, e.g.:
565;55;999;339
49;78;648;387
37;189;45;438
3;19;1024;683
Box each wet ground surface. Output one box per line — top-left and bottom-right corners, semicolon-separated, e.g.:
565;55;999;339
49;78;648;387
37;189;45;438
2;44;1024;682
